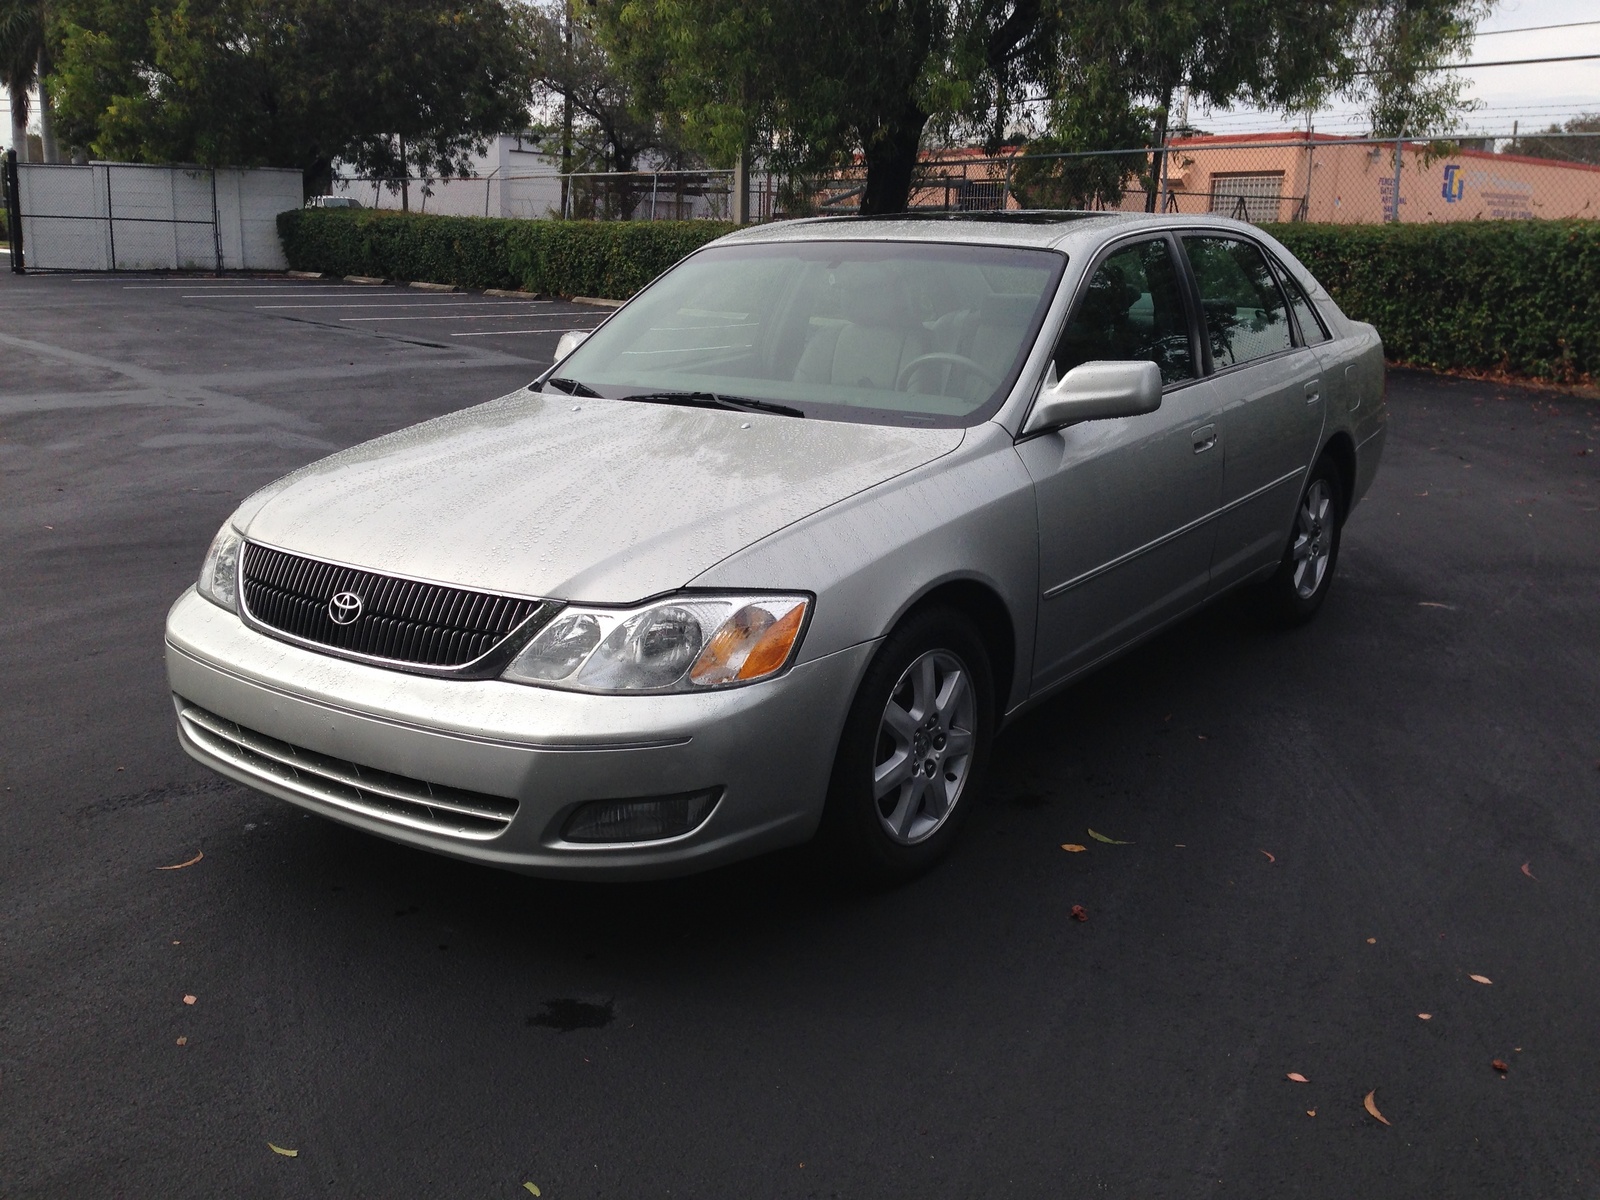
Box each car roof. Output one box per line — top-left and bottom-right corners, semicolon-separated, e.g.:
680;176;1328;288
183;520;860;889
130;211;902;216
716;210;1265;254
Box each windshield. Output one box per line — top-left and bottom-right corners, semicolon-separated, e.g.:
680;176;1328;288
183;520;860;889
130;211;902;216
548;240;1066;426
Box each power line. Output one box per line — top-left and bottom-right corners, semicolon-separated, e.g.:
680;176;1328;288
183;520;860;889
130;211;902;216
1358;51;1600;73
1475;19;1600;37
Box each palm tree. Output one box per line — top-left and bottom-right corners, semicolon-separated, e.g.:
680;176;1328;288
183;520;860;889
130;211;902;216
0;0;57;162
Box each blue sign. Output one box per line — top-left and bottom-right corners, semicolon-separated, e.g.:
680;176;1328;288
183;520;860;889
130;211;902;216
1442;164;1465;203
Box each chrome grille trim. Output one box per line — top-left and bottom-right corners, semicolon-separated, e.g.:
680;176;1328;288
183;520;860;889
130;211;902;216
238;541;556;676
178;703;518;839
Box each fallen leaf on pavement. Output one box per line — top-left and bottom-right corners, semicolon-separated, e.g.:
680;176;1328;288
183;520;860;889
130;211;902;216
1521;862;1537;880
1367;937;1377;944
1492;1059;1509;1073
1287;1072;1309;1083
1070;905;1088;922
1260;850;1275;863
175;1037;187;1046
1470;974;1492;985
182;994;196;1005
157;851;204;871
1306;1109;1316;1117
1060;843;1086;853
267;1143;297;1157
1087;829;1132;844
523;1184;542;1196
1418;1013;1432;1020
1363;1091;1391;1126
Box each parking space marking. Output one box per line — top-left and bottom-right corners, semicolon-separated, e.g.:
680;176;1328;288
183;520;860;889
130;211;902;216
340;313;580;323
450;327;594;338
252;301;551;310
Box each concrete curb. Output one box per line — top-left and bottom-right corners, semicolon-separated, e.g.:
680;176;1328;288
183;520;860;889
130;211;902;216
410;281;458;293
571;296;625;308
286;270;324;279
484;288;543;299
344;275;386;285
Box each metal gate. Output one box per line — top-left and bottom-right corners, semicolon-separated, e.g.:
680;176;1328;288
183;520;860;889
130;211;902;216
5;157;225;272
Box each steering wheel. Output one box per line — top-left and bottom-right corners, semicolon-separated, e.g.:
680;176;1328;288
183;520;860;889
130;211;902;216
895;352;1001;396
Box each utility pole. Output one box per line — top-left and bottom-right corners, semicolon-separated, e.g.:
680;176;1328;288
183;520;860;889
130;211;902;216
560;0;574;219
733;148;749;224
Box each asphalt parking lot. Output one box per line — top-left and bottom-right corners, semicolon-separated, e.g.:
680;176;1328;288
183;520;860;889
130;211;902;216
2;266;1598;1199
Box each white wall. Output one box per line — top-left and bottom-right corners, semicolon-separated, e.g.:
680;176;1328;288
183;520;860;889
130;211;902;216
14;163;301;270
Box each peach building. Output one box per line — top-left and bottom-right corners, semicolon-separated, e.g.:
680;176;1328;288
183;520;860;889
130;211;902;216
1156;132;1600;223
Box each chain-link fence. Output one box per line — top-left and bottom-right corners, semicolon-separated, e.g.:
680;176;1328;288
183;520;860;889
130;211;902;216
317;131;1600;226
806;132;1600;223
330;167;768;221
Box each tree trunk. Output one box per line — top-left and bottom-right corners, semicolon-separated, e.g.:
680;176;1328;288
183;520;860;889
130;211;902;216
859;102;929;216
302;157;334;201
8;84;29;161
37;51;58;163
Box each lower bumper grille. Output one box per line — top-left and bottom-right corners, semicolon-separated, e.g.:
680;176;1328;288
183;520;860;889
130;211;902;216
177;703;518;839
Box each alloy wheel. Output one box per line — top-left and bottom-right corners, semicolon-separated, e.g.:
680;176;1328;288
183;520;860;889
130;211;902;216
1291;478;1335;600
873;649;976;845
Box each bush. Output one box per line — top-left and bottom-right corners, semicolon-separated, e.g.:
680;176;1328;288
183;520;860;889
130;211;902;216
1266;220;1600;383
276;208;735;299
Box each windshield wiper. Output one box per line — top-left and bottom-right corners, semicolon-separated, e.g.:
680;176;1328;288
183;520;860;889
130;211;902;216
544;376;602;397
619;391;804;419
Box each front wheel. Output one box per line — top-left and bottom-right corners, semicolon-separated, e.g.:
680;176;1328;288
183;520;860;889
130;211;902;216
819;608;995;884
1252;455;1345;626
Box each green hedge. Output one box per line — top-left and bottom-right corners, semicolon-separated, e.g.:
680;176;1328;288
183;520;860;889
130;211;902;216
276;208;734;299
1266;220;1600;383
276;210;1600;382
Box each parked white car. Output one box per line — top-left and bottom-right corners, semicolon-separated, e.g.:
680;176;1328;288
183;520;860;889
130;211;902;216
165;212;1385;882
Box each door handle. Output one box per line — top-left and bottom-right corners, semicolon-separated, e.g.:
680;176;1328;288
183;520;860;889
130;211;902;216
1191;424;1217;454
1305;380;1322;404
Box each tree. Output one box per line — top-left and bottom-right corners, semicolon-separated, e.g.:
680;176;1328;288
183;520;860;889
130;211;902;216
49;0;535;195
601;0;1491;215
1;0;58;160
1343;0;1490;137
524;0;689;217
1508;114;1600;167
598;0;1065;215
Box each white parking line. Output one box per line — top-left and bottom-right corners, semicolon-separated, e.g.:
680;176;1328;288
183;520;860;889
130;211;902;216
450;328;594;338
122;284;379;291
340;312;575;323
253;301;551;310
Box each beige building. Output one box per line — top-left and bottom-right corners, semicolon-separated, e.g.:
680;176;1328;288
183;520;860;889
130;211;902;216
1158;132;1600;223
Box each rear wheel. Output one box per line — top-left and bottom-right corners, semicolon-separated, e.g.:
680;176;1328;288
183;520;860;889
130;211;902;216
1252;454;1345;626
820;608;995;884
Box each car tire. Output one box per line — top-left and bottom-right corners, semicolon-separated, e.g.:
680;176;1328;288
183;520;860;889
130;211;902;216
1251;453;1345;627
818;606;995;885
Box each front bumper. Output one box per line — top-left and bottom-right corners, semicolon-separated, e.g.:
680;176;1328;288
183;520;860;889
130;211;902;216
165;588;872;878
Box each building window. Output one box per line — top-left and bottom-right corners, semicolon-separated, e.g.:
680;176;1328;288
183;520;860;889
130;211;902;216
1208;172;1286;223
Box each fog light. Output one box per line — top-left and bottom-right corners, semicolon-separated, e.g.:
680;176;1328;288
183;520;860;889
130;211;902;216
561;788;722;843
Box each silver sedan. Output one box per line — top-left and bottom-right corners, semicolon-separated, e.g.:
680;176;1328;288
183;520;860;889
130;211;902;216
165;212;1385;882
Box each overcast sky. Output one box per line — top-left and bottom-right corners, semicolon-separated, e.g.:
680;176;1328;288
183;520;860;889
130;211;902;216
2;1;1596;142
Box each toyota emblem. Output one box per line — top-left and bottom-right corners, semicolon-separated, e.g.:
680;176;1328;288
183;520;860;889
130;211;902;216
328;591;364;625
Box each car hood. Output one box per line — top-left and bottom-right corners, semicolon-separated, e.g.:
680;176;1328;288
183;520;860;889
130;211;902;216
238;389;964;601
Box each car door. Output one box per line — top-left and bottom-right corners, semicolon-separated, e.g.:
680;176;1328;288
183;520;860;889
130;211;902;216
1015;233;1226;696
1179;234;1327;592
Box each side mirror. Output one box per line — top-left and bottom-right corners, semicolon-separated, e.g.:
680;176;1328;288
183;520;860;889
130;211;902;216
1023;360;1163;434
554;329;592;363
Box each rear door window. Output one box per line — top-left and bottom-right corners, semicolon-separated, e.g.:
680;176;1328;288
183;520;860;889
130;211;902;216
1052;237;1195;386
1270;256;1331;345
1182;236;1293;368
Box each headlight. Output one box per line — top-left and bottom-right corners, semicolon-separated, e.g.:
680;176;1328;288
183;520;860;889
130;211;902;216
503;594;809;693
197;524;243;611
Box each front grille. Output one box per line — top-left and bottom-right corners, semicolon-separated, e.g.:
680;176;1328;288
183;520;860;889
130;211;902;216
240;542;548;671
178;703;518;839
